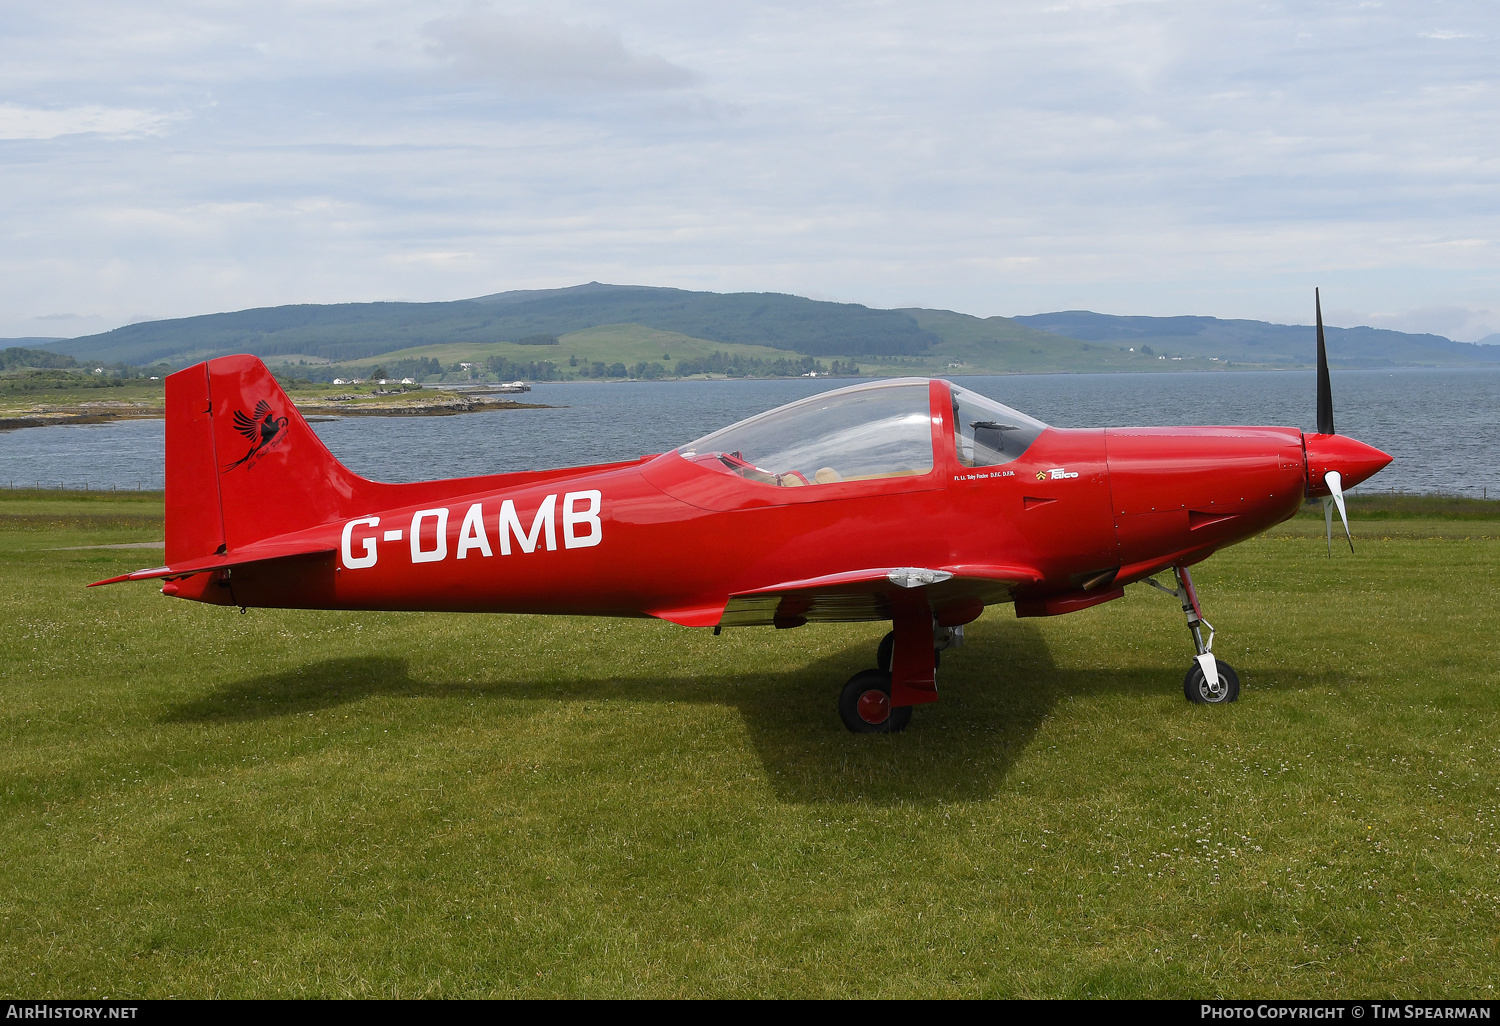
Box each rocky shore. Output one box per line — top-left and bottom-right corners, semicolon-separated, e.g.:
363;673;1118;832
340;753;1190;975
0;394;552;430
0;399;163;431
291;394;552;416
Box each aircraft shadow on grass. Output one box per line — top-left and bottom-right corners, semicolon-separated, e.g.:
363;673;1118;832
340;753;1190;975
159;621;1334;805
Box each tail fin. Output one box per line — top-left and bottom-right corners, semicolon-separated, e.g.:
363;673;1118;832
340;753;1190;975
166;355;369;562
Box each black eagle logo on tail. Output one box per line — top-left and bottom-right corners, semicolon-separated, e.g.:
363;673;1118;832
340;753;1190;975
222;399;289;472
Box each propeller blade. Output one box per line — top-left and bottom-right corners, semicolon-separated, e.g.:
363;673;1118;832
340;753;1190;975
1316;288;1335;435
1326;469;1353;553
1323;495;1334;556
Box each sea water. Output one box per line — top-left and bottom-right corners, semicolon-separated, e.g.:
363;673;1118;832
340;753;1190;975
1;368;1496;497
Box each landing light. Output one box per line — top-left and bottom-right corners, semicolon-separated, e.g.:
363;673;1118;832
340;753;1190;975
887;568;954;589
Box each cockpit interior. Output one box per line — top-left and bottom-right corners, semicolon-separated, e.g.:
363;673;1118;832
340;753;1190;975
677;379;1047;488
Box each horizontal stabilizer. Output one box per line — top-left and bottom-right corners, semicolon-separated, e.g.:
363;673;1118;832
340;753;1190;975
649;604;727;628
89;541;335;587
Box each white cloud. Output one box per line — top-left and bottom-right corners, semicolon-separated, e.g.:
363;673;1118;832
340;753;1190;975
423;7;696;90
0;1;1498;336
0;103;179;140
1328;305;1500;343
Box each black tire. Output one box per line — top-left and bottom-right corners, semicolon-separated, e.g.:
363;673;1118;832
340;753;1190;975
875;631;939;673
1183;660;1240;704
839;669;914;734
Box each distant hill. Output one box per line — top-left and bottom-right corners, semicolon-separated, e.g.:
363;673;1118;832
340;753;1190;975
32;284;1500;374
1013;311;1500;369
44;284;943;366
1;346;77;370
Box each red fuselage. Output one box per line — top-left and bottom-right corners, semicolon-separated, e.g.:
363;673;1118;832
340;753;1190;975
160;377;1390;629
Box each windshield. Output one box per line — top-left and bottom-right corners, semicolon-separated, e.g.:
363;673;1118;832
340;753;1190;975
678;380;934;487
950;383;1048;466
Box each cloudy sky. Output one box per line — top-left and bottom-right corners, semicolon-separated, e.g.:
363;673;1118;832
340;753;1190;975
2;0;1497;340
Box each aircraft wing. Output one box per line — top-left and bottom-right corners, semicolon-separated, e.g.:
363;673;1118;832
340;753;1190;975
650;564;1042;628
88;541;336;587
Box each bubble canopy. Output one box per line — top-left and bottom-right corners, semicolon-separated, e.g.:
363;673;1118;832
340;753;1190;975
677;379;1049;488
949;382;1048;468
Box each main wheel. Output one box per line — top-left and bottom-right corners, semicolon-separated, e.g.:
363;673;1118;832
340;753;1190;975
839;669;913;733
1183;660;1240;704
875;631;940;673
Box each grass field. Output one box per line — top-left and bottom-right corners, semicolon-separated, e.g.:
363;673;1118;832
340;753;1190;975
2;490;1498;997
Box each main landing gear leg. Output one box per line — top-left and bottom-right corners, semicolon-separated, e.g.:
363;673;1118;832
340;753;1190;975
876;629;954;674
840;594;944;733
1147;565;1240;704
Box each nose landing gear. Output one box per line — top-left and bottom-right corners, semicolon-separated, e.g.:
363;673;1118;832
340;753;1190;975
1147;564;1240;704
1184;658;1240;704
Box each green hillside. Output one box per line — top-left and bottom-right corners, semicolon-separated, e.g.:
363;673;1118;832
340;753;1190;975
31;283;1500;379
368;324;798;373
46;284;942;366
1014;311;1500;369
901;309;1217;373
338;317;1223;382
2;345;80;371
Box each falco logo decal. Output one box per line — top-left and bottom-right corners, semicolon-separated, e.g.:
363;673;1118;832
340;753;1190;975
1037;467;1079;481
222;399;289;472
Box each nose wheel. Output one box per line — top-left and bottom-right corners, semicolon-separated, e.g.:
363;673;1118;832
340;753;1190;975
839;669;913;733
1184;660;1240;704
1147;564;1240;704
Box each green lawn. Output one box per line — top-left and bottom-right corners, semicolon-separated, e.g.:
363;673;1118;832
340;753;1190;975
2;491;1497;997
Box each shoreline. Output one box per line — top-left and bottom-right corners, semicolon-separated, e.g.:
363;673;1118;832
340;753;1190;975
3;362;1493;433
0;395;554;431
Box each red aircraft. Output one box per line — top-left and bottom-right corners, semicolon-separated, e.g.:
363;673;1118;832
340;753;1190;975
96;292;1391;733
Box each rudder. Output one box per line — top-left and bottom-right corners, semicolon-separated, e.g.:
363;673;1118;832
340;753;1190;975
165;364;227;563
166;355;371;561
